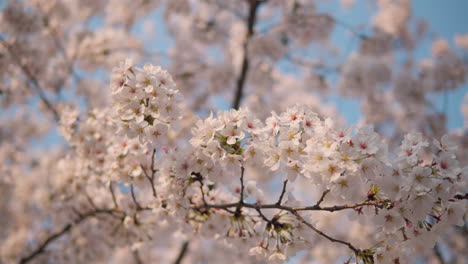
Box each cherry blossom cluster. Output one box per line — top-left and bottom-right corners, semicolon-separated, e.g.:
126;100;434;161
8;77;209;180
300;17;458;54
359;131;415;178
40;62;468;263
1;0;468;263
111;59;182;147
179;103;466;263
59;110;161;191
369;133;466;263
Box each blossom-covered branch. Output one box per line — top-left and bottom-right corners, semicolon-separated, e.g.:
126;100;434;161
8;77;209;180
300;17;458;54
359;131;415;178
19;209;117;264
1;1;467;264
232;0;263;109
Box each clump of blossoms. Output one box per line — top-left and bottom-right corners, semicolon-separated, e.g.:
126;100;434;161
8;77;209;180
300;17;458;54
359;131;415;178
56;60;185;190
367;133;467;263
111;59;182;146
3;0;468;262
179;102;466;263
249;211;307;262
9;60;466;264
242;104;388;203
189;108;262;181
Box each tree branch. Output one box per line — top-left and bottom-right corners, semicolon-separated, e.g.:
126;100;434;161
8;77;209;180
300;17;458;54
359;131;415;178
85;194;98;210
141;161;157;198
0;36;60;121
130;184;142;210
141;148;158;198
315;189;330;207
231;0;263;109
291;210;360;255
133;250;144;264
276;179;288;205
19;209;117;264
173;241;190;264
329;16;368;40
255;208;271;223
196;199;390;213
238;166;246;204
109;181;119;209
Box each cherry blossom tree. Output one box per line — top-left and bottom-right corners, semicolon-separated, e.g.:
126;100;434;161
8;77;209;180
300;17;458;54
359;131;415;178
0;0;467;263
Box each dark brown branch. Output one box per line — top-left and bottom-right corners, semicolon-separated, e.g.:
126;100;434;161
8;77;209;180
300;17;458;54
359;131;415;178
19;209;116;264
141;164;157;198
133;250;144;264
239;166;246;204
173;241;190;264
255;208;271;223
231;0;263;109
142;149;157;198
329;16;368;40
130;184;142;210
0;36;60;121
71;207;84;218
43;16;82;94
291;210;360;255
85;194;98;210
315;189;330;207
285;54;340;75
276;179;288;205
196;199;389;213
109;181;119;209
199;180;207;205
198;192;461;213
190;172;208;206
150;148;157;175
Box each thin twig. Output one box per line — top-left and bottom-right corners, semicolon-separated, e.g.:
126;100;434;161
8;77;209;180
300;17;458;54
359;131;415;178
85;194;98;210
130;184;142;210
285;54;340;75
43;14;82;93
173;241;190;264
109;181;119;209
239;166;246;204
199;180;207;205
141;164;157;198
315;189;330;207
291;210;360;255
150;148;156;175
133;250;144;264
255;208;271;223
0;36;60;121
276;179;288;205
329;16;368;40
145;148;158;198
19;209;117;264
190;172;208;206
71;207;83;218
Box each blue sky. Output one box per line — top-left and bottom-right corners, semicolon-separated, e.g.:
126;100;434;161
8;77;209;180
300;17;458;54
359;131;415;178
397;0;467;130
133;1;467;130
35;0;468;149
412;0;468;130
316;0;468;129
